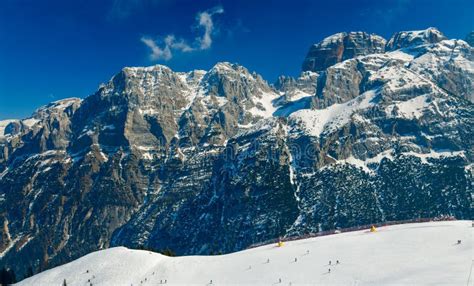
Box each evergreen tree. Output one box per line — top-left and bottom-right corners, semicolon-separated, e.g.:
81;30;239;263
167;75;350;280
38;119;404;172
161;248;176;257
0;267;16;286
24;267;34;280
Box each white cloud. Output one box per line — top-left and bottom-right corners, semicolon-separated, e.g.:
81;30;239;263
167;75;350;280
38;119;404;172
141;36;172;60
196;6;224;50
142;5;224;61
165;35;194;52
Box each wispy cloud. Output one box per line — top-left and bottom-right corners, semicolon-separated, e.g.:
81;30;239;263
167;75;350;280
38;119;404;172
196;5;224;50
141;37;172;61
141;5;224;61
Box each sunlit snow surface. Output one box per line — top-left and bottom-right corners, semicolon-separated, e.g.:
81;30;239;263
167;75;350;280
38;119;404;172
17;221;473;286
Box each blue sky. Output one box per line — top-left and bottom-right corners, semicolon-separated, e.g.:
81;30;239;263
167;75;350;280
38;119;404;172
0;0;473;119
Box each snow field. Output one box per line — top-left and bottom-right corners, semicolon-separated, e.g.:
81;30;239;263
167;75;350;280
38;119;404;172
17;220;473;286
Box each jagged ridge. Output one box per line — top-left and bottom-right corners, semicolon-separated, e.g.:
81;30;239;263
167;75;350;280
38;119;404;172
0;28;473;280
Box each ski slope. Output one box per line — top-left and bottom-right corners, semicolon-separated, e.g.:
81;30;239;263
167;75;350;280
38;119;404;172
17;220;473;285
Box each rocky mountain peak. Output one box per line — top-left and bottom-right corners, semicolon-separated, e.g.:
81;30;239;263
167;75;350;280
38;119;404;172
274;71;318;93
302;31;386;72
210;61;241;72
34;98;82;117
1;28;473;281
205;62;265;83
202;62;273;99
385;27;447;51
123;64;172;74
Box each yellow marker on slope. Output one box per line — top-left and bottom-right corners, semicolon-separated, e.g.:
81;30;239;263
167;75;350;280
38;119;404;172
370;225;377;232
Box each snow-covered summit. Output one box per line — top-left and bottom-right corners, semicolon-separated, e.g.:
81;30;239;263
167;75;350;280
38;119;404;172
386;27;447;51
318;31;386;48
1;28;472;281
302;31;386;72
40;97;82;112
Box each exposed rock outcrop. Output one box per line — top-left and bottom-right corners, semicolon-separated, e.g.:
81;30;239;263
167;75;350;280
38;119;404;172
302;32;386;72
385;27;446;51
1;28;472;281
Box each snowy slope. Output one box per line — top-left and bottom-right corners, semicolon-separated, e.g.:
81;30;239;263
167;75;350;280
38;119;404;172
290;89;377;137
17;221;473;286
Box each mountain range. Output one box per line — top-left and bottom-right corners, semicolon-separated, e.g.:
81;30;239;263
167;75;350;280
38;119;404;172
0;27;473;279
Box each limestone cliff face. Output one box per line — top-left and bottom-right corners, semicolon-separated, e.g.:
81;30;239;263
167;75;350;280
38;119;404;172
302;32;386;72
1;28;473;280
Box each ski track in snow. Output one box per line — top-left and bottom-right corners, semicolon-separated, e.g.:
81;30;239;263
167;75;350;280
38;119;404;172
17;220;473;286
